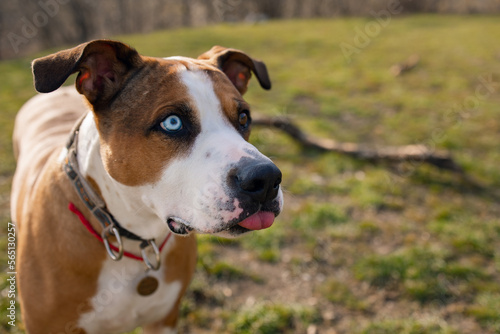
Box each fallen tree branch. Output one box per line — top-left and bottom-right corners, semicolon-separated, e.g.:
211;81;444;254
252;116;463;173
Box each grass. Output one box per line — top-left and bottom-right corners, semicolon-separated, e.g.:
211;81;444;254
359;318;459;334
1;14;500;334
354;246;488;303
316;278;369;312
466;293;500;329
225;302;320;334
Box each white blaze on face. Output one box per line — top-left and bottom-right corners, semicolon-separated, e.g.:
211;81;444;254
144;69;271;234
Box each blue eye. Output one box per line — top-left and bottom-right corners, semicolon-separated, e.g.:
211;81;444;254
160;115;182;132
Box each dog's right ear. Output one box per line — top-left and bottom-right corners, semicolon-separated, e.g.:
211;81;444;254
32;40;143;106
198;46;271;95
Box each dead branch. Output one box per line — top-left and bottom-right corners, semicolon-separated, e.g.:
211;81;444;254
252;115;463;173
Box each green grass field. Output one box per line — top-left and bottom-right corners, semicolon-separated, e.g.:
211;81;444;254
1;15;500;333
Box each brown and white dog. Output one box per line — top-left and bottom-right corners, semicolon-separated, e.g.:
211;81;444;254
11;40;283;333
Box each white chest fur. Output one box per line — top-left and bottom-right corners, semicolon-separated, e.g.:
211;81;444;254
78;238;181;333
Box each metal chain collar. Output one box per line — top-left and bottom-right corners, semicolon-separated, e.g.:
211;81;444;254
63;115;161;271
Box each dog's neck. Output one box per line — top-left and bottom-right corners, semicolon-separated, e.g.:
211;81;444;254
75;112;171;240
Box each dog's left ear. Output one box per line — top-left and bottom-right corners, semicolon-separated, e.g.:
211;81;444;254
198;46;271;95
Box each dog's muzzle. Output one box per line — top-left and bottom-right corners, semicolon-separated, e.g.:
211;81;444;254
167;158;282;236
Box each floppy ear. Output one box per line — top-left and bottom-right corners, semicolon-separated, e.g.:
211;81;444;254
198;46;271;95
32;40;142;106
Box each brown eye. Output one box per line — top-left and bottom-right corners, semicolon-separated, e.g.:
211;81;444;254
239;112;249;127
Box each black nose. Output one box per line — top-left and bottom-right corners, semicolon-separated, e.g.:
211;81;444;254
234;161;282;204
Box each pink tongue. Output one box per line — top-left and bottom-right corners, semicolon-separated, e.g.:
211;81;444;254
238;212;275;231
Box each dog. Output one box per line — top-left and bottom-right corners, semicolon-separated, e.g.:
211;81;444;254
11;40;283;333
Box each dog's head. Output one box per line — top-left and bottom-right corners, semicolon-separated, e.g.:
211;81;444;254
32;40;283;237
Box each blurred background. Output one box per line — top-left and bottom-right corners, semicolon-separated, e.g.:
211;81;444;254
1;1;500;334
2;0;500;59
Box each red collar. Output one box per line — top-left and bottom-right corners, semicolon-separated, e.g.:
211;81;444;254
69;202;171;262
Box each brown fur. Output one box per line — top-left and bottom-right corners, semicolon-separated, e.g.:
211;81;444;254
12;88;105;332
12;40;270;333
